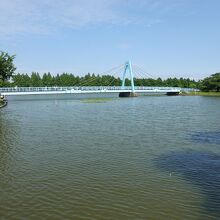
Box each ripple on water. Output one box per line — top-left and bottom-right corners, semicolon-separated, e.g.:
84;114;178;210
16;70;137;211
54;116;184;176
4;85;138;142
154;150;220;219
191;131;220;145
1;97;220;219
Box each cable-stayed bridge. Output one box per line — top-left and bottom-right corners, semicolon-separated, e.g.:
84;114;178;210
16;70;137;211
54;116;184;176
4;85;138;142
1;61;181;100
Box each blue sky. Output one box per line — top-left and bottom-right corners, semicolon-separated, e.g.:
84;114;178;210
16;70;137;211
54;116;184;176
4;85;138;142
0;0;220;79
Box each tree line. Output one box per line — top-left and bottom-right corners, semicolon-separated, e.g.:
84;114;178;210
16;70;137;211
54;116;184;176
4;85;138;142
199;73;220;92
0;72;199;88
0;51;219;91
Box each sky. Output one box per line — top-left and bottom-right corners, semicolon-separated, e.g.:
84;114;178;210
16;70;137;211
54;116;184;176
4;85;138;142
0;0;220;80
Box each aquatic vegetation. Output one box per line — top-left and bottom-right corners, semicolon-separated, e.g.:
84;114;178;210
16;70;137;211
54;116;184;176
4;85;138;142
81;98;114;103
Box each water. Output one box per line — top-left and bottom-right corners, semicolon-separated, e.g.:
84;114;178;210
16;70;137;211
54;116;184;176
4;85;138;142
0;96;220;219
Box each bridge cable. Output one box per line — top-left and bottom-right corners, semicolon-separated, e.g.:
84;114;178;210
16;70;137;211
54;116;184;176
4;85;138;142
96;65;124;87
132;64;155;79
132;66;151;79
74;64;124;87
102;66;124;86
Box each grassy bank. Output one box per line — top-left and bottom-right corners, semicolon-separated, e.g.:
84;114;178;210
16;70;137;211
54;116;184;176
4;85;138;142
186;91;220;97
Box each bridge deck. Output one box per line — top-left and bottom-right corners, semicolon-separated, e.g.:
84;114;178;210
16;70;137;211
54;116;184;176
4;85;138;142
1;86;181;96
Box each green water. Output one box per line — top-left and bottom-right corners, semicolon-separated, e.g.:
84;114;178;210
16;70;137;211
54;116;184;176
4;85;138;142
0;96;220;219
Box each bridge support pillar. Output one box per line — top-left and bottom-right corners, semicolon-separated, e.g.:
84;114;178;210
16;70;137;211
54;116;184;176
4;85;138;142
166;91;180;96
120;60;137;97
119;92;138;97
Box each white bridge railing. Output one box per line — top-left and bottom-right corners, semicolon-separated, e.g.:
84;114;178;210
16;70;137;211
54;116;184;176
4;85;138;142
0;86;184;93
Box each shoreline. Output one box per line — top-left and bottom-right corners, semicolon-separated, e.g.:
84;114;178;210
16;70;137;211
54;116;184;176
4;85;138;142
0;100;7;108
181;91;220;97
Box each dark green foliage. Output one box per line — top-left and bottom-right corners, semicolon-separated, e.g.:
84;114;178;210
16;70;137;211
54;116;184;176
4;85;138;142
12;73;31;87
2;72;199;88
0;51;16;82
200;73;220;92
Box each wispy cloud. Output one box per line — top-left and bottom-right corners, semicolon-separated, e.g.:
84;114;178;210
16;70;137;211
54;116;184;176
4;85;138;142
0;0;127;36
0;0;183;37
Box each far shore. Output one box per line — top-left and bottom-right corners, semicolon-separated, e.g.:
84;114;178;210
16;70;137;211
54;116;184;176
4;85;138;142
182;91;220;97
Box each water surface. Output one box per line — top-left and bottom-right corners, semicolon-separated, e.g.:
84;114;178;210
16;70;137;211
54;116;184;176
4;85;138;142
0;96;220;219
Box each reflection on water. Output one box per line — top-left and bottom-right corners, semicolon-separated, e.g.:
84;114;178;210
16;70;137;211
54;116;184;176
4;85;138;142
0;112;21;178
0;96;220;219
154;150;220;219
191;131;220;145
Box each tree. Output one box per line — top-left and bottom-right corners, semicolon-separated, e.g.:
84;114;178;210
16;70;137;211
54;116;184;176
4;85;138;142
13;73;31;87
30;72;42;87
0;51;16;82
200;73;220;92
42;72;53;86
5;71;200;88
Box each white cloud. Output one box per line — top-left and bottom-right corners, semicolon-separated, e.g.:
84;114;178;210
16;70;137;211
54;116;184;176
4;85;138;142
0;0;129;36
0;0;182;37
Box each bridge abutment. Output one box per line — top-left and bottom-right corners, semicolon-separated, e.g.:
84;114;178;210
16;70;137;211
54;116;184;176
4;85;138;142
166;91;180;96
119;92;138;97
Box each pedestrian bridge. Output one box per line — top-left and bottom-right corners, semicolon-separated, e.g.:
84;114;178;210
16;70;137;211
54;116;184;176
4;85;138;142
0;61;185;100
0;86;181;96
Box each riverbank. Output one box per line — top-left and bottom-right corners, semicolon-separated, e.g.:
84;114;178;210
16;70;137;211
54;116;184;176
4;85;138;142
0;101;7;108
183;91;220;97
0;99;7;108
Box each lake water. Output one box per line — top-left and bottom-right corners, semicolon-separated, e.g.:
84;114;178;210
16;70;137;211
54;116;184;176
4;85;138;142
0;95;220;219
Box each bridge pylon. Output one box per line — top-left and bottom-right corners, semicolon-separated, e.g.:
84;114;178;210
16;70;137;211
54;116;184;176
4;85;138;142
119;60;137;97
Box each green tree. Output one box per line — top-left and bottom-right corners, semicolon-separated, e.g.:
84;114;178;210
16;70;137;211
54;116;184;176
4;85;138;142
0;51;16;82
200;73;220;92
30;72;42;87
13;73;31;87
7;72;200;88
42;73;53;86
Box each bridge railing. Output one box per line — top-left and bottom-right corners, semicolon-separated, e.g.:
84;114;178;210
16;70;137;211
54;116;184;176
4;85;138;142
0;86;186;93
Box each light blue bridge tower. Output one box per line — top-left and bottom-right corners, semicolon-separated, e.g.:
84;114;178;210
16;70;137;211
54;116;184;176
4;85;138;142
119;60;137;97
